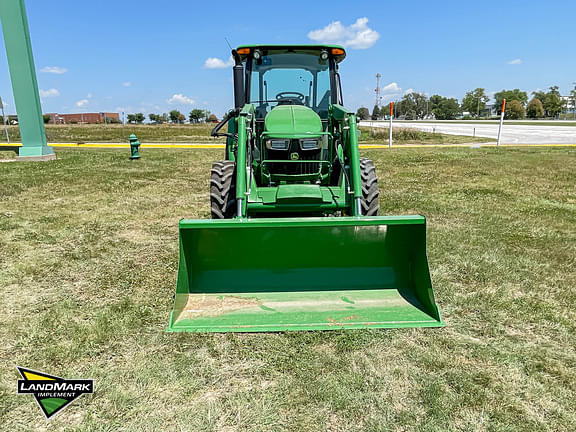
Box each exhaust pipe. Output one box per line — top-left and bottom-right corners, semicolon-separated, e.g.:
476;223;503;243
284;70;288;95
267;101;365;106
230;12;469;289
232;50;245;110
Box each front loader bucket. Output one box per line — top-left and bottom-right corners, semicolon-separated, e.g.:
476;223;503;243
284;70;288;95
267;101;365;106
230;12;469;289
167;216;443;332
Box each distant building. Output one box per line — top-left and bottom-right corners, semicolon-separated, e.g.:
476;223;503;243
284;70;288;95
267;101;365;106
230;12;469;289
46;112;119;124
560;96;575;114
7;115;18;124
481;104;498;117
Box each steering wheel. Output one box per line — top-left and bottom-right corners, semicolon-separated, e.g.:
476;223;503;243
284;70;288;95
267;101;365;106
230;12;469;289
276;92;305;105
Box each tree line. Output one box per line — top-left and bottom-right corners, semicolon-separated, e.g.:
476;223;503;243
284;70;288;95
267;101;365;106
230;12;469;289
357;85;576;121
126;109;218;124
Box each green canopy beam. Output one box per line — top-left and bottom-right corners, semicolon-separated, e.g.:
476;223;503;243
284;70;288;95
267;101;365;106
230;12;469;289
0;0;54;160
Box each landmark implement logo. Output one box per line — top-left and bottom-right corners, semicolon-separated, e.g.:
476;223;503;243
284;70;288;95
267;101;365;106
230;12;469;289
16;367;94;420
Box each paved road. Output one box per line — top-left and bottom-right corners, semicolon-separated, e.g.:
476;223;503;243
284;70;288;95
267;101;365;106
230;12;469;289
360;121;576;144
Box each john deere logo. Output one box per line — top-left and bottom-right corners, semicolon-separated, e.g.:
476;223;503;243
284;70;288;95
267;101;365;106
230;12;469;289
16;367;94;420
290;152;300;160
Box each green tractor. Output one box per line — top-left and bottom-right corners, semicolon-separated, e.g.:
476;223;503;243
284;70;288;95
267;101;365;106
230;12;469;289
167;45;443;332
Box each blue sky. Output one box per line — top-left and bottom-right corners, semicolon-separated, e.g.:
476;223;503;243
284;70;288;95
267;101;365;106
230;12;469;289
1;0;575;118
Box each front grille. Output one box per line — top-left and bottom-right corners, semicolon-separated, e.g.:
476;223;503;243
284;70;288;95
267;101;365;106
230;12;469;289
266;139;322;175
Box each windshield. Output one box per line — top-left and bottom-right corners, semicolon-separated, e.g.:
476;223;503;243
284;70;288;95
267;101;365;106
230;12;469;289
248;51;331;118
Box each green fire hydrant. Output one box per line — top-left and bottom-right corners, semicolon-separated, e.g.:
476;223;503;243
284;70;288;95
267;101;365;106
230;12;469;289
129;134;141;160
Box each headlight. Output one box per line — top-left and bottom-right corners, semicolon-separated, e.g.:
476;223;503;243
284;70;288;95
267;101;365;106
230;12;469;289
267;139;290;150
299;139;320;150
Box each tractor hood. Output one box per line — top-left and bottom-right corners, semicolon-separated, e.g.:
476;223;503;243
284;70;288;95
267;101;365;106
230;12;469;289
263;105;323;139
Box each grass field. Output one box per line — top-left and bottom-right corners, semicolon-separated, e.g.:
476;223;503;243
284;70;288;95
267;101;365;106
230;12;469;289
0;123;492;145
1;147;575;431
358;127;490;145
0;123;217;143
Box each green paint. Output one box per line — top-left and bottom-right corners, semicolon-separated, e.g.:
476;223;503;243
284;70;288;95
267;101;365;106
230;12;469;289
331;104;362;211
263;105;322;138
234;105;254;216
168;216;443;332
276;184;324;203
0;0;53;158
348;112;362;204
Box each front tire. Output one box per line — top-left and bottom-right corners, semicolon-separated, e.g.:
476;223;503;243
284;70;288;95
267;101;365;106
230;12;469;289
210;161;236;219
360;158;379;216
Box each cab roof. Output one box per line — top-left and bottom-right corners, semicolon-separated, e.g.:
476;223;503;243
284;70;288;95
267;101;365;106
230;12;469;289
235;44;346;63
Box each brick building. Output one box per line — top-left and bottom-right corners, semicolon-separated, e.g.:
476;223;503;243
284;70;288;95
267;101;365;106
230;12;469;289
47;112;120;124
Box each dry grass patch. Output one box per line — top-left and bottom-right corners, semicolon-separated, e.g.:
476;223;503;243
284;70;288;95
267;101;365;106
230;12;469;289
0;147;575;431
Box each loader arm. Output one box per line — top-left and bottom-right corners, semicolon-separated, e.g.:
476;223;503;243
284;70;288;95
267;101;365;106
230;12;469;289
330;104;363;216
234;104;255;218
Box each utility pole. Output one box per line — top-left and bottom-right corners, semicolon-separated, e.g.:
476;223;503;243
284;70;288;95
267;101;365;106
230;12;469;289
374;73;382;109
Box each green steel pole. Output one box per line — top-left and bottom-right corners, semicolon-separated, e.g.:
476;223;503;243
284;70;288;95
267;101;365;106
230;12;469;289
0;0;54;159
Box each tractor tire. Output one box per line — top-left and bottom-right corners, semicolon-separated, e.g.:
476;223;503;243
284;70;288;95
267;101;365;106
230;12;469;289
360;158;379;216
210;161;236;219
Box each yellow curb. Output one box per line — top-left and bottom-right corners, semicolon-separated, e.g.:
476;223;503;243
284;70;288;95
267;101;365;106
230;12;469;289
50;143;225;149
3;143;576;149
360;143;576;149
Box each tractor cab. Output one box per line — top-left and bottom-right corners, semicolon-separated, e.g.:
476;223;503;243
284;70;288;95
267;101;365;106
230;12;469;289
239;46;346;120
227;46;347;189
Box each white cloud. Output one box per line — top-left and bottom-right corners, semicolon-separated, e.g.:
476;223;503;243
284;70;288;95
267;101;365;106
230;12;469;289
507;59;522;65
308;17;380;49
403;88;414;95
168;93;195;105
204;56;234;69
123;82;132;87
87;93;93;99
76;99;89;108
40;66;67;74
39;88;60;98
382;82;402;94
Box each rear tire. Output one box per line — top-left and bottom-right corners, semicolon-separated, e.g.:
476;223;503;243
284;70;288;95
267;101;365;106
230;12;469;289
210;161;236;219
360;158;379;216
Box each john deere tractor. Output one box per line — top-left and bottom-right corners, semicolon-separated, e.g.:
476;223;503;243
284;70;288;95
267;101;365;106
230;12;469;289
167;45;443;332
